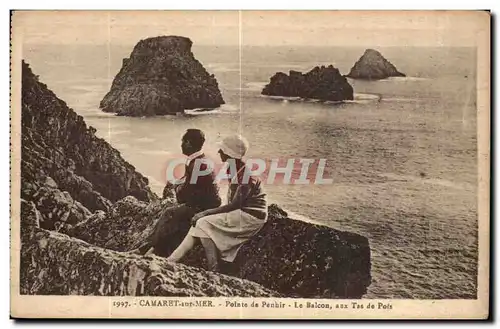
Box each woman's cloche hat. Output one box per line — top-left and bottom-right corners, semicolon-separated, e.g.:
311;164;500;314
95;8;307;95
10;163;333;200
216;134;249;159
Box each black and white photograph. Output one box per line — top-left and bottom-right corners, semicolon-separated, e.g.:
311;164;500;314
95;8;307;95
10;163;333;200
9;10;490;319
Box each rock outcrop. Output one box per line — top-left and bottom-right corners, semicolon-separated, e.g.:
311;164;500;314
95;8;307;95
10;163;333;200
20;62;277;297
21;61;157;232
71;198;372;299
262;65;354;102
20;201;278;297
346;49;405;80
99;36;225;116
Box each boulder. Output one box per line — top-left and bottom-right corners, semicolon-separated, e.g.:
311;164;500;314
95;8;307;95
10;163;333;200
262;65;354;102
346;49;405;80
29;184;92;232
20;199;42;234
69;196;171;251
99;36;225;116
162;181;176;200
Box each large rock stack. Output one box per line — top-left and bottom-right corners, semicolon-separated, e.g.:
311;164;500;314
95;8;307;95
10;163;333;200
99;36;225;116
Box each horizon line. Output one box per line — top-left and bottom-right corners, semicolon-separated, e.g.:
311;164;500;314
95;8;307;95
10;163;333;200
23;42;477;48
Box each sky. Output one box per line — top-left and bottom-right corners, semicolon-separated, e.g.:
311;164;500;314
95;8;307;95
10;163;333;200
12;10;487;47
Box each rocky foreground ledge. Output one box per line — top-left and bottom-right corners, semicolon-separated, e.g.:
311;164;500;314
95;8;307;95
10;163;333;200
262;66;354;102
20;201;277;297
19;60;372;298
99;36;225;116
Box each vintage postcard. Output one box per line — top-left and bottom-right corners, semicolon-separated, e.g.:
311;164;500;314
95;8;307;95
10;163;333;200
10;10;490;319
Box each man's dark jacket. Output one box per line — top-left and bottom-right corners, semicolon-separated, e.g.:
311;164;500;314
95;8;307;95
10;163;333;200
175;153;221;211
136;153;221;256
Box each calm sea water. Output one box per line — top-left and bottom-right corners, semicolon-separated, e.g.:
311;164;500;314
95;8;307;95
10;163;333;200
22;44;478;299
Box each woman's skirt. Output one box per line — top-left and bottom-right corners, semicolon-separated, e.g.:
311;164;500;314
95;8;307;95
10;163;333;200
188;209;266;262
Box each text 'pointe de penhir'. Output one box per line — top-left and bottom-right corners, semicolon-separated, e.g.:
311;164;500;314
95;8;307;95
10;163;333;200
20;57;371;298
99;36;225;116
262;66;354;102
346;49;406;80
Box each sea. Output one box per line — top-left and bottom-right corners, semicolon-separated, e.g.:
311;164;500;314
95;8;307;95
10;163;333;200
22;43;478;299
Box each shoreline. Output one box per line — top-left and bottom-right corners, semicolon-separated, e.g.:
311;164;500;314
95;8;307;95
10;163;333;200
259;93;381;104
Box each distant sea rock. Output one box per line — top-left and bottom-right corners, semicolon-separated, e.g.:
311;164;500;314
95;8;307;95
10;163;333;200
262;65;354;102
99;36;225;116
346;49;405;80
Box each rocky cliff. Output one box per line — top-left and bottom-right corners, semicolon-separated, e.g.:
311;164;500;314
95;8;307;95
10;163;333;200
20;60;371;298
346;49;405;80
262;65;354;102
99;36;225;116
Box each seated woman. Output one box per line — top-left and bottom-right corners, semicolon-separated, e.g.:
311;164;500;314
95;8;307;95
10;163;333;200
165;135;268;272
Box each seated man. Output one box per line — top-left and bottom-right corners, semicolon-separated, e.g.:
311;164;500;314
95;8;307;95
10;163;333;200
130;129;221;257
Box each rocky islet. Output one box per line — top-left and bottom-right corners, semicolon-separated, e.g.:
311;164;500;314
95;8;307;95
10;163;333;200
262;65;354;102
99;36;225;116
261;48;406;99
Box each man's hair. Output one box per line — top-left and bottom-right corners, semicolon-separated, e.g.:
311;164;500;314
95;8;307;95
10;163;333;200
183;129;205;151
